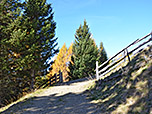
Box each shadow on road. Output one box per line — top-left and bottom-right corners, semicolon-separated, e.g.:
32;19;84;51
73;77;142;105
2;83;99;114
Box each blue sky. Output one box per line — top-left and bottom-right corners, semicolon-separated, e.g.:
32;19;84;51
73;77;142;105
48;0;152;57
17;0;144;58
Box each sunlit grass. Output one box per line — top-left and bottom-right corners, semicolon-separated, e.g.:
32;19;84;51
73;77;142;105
112;96;139;114
88;45;152;114
135;80;148;94
131;65;148;81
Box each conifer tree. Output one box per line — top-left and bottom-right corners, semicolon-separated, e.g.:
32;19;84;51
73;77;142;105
20;0;58;90
0;0;24;107
69;20;99;80
49;43;73;82
0;0;58;106
0;0;19;77
64;43;73;81
49;43;67;82
66;43;73;63
99;42;108;65
51;43;67;77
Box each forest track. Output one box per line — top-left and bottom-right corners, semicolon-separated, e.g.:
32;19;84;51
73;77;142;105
2;78;101;114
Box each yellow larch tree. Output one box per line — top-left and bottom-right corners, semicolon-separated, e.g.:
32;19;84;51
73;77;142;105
49;43;73;82
65;43;73;76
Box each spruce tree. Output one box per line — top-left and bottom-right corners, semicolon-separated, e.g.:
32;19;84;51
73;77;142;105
0;0;58;106
20;0;58;90
69;20;99;79
99;42;108;65
0;0;23;107
0;0;19;78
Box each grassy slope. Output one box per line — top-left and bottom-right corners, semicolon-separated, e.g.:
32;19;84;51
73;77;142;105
89;45;152;114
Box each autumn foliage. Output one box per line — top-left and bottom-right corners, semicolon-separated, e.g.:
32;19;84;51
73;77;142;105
48;43;73;82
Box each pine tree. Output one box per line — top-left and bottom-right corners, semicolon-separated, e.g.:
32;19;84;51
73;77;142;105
0;0;19;77
0;0;24;107
69;20;99;79
99;42;108;65
20;0;58;90
0;0;58;106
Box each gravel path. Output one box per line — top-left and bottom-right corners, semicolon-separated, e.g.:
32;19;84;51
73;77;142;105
2;78;100;114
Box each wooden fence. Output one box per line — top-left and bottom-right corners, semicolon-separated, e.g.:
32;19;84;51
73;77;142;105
37;71;63;89
49;71;63;85
96;32;152;80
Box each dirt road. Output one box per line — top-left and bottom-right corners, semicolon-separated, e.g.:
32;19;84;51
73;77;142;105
2;78;100;114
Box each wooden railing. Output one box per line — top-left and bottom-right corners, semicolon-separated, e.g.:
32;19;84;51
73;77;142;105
37;71;63;89
96;32;152;80
49;71;63;85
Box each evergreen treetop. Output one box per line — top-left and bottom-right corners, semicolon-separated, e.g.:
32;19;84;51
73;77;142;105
99;42;108;65
69;20;99;79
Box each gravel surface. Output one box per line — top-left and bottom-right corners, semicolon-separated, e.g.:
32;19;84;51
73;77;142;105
2;79;101;114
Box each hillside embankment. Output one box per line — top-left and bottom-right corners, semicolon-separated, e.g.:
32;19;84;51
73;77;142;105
89;45;152;114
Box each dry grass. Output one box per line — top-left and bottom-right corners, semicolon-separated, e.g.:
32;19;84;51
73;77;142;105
88;45;152;114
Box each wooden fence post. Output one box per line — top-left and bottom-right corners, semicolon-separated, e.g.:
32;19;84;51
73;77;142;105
126;49;130;62
55;73;57;83
124;50;126;62
59;71;63;83
96;61;99;80
49;78;51;86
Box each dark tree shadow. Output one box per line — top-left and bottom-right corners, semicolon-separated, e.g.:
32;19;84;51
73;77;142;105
1;91;100;114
